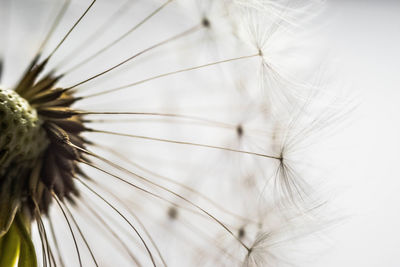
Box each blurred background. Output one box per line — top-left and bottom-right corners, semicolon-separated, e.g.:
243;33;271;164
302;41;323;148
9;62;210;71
308;1;400;266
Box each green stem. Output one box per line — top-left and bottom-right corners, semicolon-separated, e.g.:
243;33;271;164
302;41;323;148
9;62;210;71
0;218;20;266
0;212;37;267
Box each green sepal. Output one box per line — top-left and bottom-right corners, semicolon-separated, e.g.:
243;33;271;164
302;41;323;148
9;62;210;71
0;176;20;238
0;218;20;267
15;213;37;267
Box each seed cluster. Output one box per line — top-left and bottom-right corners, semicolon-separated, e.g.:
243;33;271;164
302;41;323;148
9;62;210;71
0;56;86;222
0;88;48;177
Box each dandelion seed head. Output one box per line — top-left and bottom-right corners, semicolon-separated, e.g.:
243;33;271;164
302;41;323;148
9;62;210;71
0;88;48;176
0;0;340;266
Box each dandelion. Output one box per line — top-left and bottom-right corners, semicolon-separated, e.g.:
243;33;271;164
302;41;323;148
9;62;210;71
0;0;338;266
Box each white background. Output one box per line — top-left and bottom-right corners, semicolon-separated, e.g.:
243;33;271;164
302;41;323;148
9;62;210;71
309;1;400;266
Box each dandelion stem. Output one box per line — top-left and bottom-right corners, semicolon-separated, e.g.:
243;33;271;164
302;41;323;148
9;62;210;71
63;0;174;74
33;201;52;267
66;24;201;89
55;0;135;69
87;128;281;160
89;184;168;267
82;112;270;136
88;165;210;230
45;0;96;62
94;142;258;224
179;217;242;264
72;145;251;251
36;0;71;56
79;111;234;129
35;214;48;267
80;53;260;98
79;201;143;266
0;0;11;82
75;177;158;267
52;192;83;267
63;202;99;267
48;218;66;267
80;160;200;219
